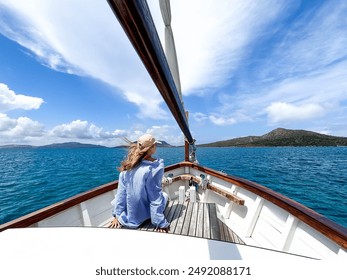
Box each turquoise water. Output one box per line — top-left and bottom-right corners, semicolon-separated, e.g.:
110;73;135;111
0;147;346;228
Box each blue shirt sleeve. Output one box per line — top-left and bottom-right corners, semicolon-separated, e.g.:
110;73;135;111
145;160;170;228
112;172;126;218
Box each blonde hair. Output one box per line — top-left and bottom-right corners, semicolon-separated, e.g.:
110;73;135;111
118;143;153;172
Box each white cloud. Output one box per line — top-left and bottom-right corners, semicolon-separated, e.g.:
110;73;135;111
51;120;105;139
0;83;44;112
0;115;183;147
0;0;289;120
0;0;166;119
0;113;17;131
0;115;44;138
149;0;288;95
265;102;325;124
12;117;44;136
265;1;347;77
146;125;183;146
213;57;347;130
124;91;167;119
194;1;347;135
191;112;208;122
49;120;183;146
209;115;236;126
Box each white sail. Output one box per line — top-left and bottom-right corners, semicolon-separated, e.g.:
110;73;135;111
159;0;183;102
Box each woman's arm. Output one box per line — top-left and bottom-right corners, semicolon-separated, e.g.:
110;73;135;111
112;172;127;218
146;161;170;229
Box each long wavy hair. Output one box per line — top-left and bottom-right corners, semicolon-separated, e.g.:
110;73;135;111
118;142;153;172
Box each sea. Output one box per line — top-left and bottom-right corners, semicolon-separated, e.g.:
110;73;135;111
0;146;346;228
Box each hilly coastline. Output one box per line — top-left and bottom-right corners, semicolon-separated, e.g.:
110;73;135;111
1;129;347;149
199;128;347;147
0;141;173;149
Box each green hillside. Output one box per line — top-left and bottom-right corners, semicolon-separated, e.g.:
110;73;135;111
200;128;347;147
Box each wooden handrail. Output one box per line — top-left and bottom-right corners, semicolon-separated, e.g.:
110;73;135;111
207;184;245;205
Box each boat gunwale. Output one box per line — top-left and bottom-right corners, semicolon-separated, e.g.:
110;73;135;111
1;162;346;251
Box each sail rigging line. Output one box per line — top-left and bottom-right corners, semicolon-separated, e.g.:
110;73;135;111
107;0;194;148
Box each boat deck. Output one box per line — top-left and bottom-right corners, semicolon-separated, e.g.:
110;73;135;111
138;200;245;244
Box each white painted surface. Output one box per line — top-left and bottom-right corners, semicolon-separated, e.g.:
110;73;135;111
178;186;185;203
0;227;309;261
189;186;196;202
1;228;343;279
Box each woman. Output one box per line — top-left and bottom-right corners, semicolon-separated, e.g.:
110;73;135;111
109;134;170;233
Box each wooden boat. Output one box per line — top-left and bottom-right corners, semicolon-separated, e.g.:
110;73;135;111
0;0;346;263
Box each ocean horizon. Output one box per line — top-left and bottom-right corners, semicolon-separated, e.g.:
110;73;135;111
0;146;346;228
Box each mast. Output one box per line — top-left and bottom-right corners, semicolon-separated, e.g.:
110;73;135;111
107;0;196;160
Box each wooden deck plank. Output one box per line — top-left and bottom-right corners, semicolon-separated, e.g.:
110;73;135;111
218;220;226;241
169;203;184;233
133;201;244;245
181;202;193;235
203;203;210;239
139;200;174;231
219;221;227;241
165;200;180;228
226;224;234;242
196;203;204;238
139;219;151;231
208;203;221;240
174;202;188;234
164;200;175;217
230;229;245;244
188;202;199;237
221;221;232;242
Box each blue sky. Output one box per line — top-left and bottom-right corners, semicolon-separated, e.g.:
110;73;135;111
1;0;347;147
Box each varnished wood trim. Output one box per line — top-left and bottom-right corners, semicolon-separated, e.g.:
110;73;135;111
208;184;245;205
0;181;118;232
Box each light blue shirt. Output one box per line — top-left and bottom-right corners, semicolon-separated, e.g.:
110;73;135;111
112;158;169;229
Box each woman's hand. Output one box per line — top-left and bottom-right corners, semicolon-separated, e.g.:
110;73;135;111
108;217;122;228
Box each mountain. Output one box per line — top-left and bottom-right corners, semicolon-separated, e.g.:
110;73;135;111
156;140;173;147
0;142;108;149
40;142;107;148
0;144;34;149
114;140;174;148
200;128;347;147
0;140;174;149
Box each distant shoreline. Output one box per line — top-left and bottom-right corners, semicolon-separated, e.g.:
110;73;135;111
1;128;347;149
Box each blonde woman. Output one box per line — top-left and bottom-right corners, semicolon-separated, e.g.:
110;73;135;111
109;134;170;233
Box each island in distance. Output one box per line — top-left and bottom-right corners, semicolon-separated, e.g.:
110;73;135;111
199;128;347;147
1;128;347;149
0;141;174;149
